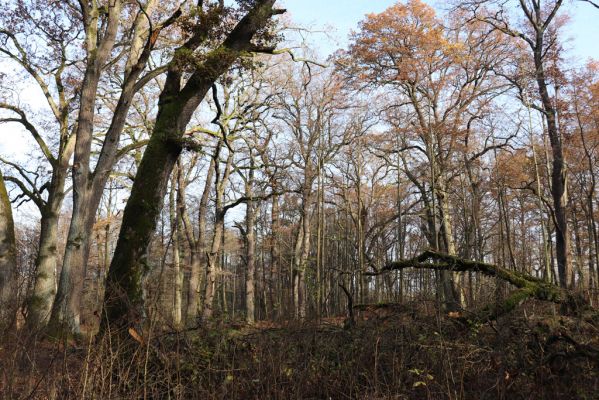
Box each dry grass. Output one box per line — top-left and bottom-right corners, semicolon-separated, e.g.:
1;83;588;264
1;300;598;399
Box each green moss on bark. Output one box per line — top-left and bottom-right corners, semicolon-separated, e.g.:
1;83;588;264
377;250;590;323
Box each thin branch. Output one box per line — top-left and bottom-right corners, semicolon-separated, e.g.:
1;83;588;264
0;103;56;165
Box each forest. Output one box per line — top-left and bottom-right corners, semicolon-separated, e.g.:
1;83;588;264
0;0;598;398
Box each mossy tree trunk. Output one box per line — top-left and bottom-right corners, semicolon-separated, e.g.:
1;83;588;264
51;0;175;336
101;0;283;331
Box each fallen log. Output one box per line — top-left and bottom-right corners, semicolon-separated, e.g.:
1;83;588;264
368;250;593;323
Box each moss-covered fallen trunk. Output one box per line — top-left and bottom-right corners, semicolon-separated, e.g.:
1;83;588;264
371;250;591;323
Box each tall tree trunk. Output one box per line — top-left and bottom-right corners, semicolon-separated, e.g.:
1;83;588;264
270;193;280;318
530;8;570;288
436;177;462;311
169;168;183;329
50;0;123;334
26;166;70;329
537;79;570;287
244;166;256;324
101;0;282;330
293;221;304;319
184;158;214;324
202;146;233;322
297;191;313;320
0;170;17;329
54;0;173;334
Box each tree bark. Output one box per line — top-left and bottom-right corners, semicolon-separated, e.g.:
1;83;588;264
26;164;71;329
270;193;281;318
533;41;571;288
202;146;233;322
101;0;282;330
50;0;124;334
53;0;173;334
184;158;214;324
294;183;315;320
169;167;183;329
375;250;588;322
0;169;17;329
244;165;256;324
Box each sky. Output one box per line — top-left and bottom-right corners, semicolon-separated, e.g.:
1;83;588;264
279;0;394;55
1;0;598;220
2;0;598;161
280;0;599;61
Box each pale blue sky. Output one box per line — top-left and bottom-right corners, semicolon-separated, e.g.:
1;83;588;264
1;0;596;163
1;0;596;222
280;0;599;62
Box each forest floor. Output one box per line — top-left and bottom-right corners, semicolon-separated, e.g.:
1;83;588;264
1;299;598;399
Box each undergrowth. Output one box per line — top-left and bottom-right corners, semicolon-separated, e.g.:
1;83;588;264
1;300;598;399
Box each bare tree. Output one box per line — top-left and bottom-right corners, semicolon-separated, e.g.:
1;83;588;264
460;0;572;287
101;0;284;329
